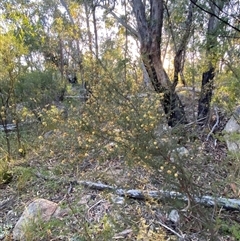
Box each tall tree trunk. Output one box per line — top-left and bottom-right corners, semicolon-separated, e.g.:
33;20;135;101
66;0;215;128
92;5;99;59
84;0;93;54
59;0;84;81
197;67;214;121
92;4;99;85
197;1;225;123
132;0;189;126
141;51;187;126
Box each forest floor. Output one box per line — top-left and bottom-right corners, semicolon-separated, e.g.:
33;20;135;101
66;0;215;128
0;87;240;241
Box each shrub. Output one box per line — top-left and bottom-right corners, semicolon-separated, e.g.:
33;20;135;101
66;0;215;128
15;70;65;120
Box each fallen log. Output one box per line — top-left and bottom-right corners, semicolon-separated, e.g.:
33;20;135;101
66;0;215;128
0;124;16;131
0;121;39;132
79;181;240;211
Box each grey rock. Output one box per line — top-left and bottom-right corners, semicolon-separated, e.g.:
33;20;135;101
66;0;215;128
12;198;69;240
111;195;125;205
224;106;240;152
169;209;180;224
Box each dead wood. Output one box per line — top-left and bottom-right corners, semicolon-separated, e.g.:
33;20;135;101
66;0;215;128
79;180;240;211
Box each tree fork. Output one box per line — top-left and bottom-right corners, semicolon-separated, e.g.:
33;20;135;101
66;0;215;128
143;57;187;127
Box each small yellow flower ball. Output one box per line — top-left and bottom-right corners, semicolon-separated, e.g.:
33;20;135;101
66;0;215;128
18;147;26;157
174;173;178;178
167;170;172;174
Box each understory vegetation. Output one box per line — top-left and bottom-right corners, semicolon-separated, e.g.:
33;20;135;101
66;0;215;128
1;0;240;240
0;71;239;240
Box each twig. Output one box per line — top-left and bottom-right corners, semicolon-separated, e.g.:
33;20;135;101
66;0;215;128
206;106;219;141
87;199;106;215
185;117;206;126
157;221;184;239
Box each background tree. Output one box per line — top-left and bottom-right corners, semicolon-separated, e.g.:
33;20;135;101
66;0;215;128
0;30;28;158
93;0;240;127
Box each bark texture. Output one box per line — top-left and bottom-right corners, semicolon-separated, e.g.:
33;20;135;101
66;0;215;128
197;67;214;121
197;1;225;122
132;0;187;126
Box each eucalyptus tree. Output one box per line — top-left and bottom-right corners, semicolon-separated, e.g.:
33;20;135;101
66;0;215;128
191;0;240;113
195;0;228;121
90;0;238;127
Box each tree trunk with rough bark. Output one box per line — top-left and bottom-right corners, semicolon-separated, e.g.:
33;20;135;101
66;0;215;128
197;67;215;121
197;0;225;123
132;0;188;127
98;0;225;127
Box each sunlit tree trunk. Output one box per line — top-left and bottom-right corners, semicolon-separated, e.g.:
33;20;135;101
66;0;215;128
132;0;187;126
123;0;128;82
92;5;99;59
83;0;99;87
60;0;84;80
84;0;93;54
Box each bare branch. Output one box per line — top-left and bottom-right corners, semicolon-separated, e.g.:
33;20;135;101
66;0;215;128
59;0;75;24
172;0;197;90
101;5;139;38
158;221;184;239
206;106;219;141
190;0;240;33
132;0;150;43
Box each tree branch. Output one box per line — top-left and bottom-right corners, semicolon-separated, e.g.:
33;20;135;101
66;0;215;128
190;0;240;33
132;0;150;44
101;6;139;38
172;0;197;90
59;0;75;24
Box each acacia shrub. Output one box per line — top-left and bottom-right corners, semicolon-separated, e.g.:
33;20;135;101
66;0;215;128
76;72;189;190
